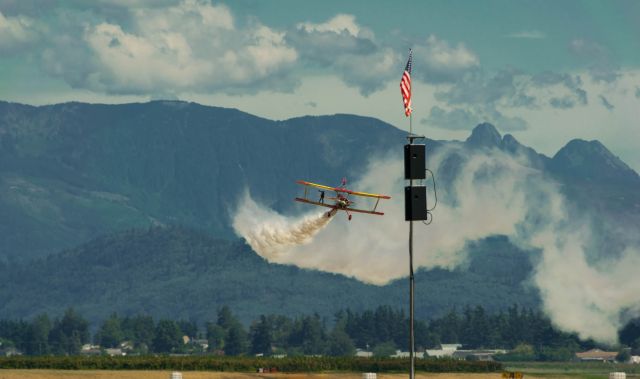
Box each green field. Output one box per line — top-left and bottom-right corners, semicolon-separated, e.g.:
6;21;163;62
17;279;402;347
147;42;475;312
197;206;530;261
505;362;640;378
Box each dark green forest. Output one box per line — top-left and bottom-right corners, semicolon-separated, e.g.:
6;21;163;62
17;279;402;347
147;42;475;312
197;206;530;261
1;305;638;361
0;227;540;325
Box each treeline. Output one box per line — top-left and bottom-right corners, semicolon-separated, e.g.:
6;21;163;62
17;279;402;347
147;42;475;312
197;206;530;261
1;305;638;359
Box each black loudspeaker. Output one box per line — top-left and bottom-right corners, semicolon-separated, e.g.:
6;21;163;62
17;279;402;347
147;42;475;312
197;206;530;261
405;186;427;221
404;144;425;179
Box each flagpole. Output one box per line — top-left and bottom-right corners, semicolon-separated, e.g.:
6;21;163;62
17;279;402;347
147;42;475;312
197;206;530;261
409;112;415;379
401;48;416;379
409;105;413;136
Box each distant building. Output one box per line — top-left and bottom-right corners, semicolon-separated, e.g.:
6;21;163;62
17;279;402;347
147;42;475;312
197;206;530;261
0;347;22;357
426;343;462;358
392;350;425;359
190;339;209;351
356;349;373;358
452;349;507;361
630;355;640;364
120;341;134;351
575;349;617;362
105;348;125;356
424;344;507;361
80;344;101;356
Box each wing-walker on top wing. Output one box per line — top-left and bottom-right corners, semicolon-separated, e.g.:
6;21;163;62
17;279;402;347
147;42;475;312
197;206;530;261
295;177;391;221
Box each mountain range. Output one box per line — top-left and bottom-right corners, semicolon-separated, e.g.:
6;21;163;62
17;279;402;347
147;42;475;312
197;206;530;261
0;100;406;261
0;100;638;325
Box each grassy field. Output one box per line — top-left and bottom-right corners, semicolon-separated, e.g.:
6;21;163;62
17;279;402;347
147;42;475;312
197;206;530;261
504;362;640;379
1;361;639;379
0;370;638;379
0;372;566;379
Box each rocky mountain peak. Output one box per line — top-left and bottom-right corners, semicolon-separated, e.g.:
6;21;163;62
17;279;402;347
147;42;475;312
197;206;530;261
465;123;502;149
551;139;639;184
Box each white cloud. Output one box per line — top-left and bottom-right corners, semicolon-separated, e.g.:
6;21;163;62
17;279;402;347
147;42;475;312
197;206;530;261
3;5;476;98
39;0;298;95
245;25;298;78
413;35;479;83
0;10;38;51
35;6;405;96
289;14;377;62
288;14;395;96
297;14;363;37
287;28;479;94
332;47;398;95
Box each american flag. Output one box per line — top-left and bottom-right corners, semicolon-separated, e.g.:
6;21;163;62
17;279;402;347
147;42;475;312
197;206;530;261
400;49;412;117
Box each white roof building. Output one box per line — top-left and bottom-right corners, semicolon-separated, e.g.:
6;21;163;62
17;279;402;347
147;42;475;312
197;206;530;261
426;343;462;358
392;350;425;359
355;349;373;358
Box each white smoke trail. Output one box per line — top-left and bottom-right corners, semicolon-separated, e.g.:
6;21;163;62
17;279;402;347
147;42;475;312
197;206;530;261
531;231;640;343
232;147;640;343
233;148;534;284
232;193;333;259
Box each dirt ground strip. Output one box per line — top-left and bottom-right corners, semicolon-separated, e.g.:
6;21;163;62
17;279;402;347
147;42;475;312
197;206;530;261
0;371;587;379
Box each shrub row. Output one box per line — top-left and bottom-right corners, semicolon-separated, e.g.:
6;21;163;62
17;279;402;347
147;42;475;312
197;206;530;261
0;355;502;372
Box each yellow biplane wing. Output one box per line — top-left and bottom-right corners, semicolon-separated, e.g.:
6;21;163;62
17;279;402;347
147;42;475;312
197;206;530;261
296;180;391;199
294;197;385;216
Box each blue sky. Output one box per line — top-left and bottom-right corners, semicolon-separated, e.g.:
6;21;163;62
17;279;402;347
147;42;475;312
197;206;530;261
1;0;639;169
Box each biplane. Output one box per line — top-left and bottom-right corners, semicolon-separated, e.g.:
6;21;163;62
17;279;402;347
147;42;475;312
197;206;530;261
295;178;391;220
